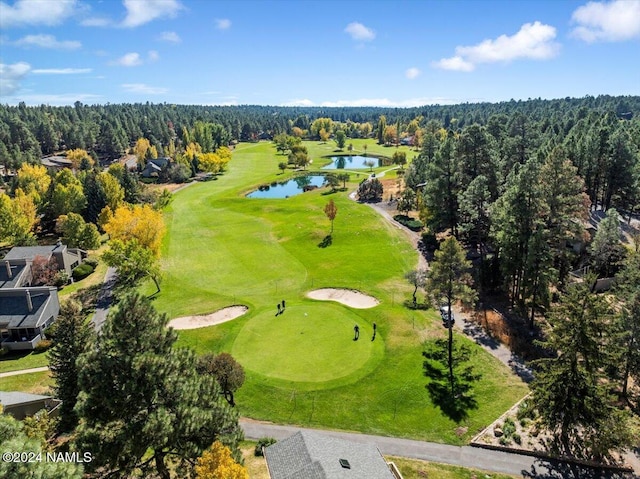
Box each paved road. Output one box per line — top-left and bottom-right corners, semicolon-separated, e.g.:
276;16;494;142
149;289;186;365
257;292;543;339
240;420;632;478
0;366;49;378
91;266;117;332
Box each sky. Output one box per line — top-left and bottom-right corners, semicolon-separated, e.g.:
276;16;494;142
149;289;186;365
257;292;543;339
0;0;639;107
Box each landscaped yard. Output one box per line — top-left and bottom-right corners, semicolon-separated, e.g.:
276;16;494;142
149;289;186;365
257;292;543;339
138;140;528;445
0;371;53;395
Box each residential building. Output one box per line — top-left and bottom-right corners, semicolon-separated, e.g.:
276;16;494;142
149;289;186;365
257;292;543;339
264;430;399;479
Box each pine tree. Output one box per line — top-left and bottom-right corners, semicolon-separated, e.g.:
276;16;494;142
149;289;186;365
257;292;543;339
426;237;476;396
75;293;243;479
49;300;94;432
531;277;634;461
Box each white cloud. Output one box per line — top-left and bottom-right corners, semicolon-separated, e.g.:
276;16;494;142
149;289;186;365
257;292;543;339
14;34;81;50
121;0;183;28
159;31;181;43
344;22;375;41
432;56;475;72
81;17;111;27
405;67;421;79
281;97;466;107
112;52;143;67
32;68;92;74
122;83;168;95
571;0;640;42
4;92;102;106
215;18;231;30
0;0;77;28
148;50;160;62
0;61;30;95
434;21;559;72
282;99;315;107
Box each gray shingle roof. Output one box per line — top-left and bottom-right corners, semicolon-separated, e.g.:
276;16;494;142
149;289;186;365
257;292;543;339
0;262;29;289
4;245;61;261
264;431;395;479
0;391;52;407
0;287;59;329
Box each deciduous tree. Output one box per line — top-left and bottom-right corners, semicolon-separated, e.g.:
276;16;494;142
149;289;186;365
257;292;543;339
195;441;248;479
103;204;165;256
56;213;100;250
197;353;246;408
324;199;338;235
102;239;160;291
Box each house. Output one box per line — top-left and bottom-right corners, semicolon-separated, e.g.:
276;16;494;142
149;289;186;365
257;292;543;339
40;155;73;170
141;157;171;178
264;431;399;479
0;287;59;351
0;243;80;350
4;243;85;278
399;136;414;146
0;391;61;420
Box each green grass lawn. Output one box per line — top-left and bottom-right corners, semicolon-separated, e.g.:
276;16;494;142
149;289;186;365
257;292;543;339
0;371;53;395
0;350;49;373
387;456;519;479
143;140;528;445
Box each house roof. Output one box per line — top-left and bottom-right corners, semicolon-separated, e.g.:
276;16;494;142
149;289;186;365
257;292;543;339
0;287;59;330
0;391;52;408
4;244;64;261
0;261;30;289
264;431;395;479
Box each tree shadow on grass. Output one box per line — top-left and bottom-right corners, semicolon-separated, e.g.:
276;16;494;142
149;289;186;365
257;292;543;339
426;380;478;422
423;339;481;422
522;459;634;479
318;235;332;248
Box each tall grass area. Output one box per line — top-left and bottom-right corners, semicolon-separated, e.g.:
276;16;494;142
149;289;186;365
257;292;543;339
144;140;528;445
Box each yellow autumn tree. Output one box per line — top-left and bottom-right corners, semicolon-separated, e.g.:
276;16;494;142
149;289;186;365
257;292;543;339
195;441;248;479
66;148;94;169
0;192;37;245
16;163;51;209
133;138;151;165
96;172;124;211
103;204;165;256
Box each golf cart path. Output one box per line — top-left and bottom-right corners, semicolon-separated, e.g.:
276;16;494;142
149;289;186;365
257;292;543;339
0;366;49;378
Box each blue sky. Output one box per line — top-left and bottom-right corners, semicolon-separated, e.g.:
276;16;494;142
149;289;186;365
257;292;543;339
0;0;639;106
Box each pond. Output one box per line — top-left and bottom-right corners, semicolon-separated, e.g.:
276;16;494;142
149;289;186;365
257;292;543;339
246;175;327;199
322;155;380;170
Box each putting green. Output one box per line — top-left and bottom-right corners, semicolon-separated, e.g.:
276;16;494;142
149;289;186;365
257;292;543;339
232;303;382;387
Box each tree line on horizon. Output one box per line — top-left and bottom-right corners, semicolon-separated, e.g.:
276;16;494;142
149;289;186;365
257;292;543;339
0;95;638;168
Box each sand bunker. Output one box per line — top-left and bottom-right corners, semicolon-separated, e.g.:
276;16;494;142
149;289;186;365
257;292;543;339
168;305;248;330
306;288;380;309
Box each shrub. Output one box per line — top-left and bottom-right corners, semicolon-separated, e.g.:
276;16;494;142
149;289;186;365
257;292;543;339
72;263;95;281
53;271;70;288
513;433;522;445
421;232;439;251
517;400;536;421
84;258;99;268
393;214;423;232
34;339;52;352
254;437;277;456
502;417;516;437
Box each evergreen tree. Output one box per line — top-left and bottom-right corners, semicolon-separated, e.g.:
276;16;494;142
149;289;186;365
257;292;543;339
75;293;243;479
531;277;634;461
425;237;476;396
49;300;94;432
614;251;640;403
590;208;625;278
